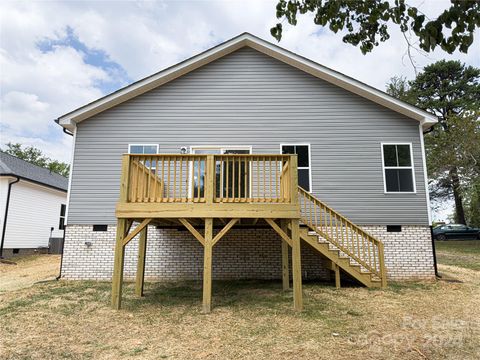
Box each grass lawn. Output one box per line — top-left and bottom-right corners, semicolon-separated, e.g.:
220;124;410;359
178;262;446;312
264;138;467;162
0;251;479;359
435;240;480;271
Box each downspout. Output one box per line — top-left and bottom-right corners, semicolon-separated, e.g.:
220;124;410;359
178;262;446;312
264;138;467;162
0;176;20;258
56;123;74;279
430;225;440;278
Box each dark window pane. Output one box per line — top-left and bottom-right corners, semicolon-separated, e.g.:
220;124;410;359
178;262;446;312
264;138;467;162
385;169;400;192
298;169;310;191
143;145;157;154
383;145;397;166
397;145;411;166
59;217;65;230
398;169;414;192
282;145;295;154
130;145;143;154
60;204;66;216
296;146;309;167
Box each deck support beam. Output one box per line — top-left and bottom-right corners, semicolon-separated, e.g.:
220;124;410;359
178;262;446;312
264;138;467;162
112;218;127;309
334;264;341;289
202;218;214;313
290;219;303;311
179;218;205;246
281;220;290;291
122;218;152;246
135;227;148;297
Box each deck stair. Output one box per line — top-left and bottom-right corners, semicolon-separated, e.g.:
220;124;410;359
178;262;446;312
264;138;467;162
296;187;387;288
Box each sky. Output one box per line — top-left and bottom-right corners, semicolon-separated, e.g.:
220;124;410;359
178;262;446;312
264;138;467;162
1;0;479;221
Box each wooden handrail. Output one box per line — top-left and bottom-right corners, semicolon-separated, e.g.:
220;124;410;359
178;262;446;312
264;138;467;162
297;186;386;282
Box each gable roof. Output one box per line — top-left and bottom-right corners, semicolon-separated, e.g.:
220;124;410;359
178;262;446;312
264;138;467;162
57;32;438;131
0;152;68;192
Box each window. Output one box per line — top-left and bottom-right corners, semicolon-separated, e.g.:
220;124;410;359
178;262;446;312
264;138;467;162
128;144;158;168
128;144;158;154
382;143;415;193
281;144;311;191
190;146;251;198
59;204;66;230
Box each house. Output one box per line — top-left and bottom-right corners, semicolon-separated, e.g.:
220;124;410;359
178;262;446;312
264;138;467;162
56;33;437;312
0;152;68;257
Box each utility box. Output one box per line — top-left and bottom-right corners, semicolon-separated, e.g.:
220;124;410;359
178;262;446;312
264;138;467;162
48;237;64;254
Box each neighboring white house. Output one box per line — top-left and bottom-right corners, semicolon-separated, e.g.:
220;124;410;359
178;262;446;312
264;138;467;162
0;152;68;257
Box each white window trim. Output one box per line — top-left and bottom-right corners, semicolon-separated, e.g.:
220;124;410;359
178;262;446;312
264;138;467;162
381;142;417;194
189;145;253;199
280;143;313;193
127;144;159;154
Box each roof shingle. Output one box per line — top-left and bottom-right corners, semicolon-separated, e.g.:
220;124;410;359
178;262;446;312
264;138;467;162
0;152;68;191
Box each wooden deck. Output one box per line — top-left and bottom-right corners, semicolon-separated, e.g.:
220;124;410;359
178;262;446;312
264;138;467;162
111;154;386;313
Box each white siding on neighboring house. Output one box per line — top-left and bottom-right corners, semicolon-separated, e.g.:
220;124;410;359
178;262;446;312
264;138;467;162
0;177;14;235
3;180;67;249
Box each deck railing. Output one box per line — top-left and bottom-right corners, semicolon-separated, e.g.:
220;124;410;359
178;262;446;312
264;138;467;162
120;154;297;204
298;187;386;285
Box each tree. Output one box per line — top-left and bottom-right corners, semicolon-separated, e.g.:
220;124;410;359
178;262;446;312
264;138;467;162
1;143;70;177
271;0;480;55
387;61;480;225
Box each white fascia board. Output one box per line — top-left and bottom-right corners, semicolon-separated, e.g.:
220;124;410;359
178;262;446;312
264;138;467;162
56;33;438;130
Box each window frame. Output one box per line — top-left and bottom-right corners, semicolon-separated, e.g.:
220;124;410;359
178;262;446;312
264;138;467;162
59;204;66;230
127;144;159;154
189;145;253;199
381;142;416;194
280;143;312;193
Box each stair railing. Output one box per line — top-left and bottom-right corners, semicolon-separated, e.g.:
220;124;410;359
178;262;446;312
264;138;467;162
297;187;386;286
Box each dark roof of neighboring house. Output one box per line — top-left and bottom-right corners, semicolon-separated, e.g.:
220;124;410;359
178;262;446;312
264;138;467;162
0;152;68;192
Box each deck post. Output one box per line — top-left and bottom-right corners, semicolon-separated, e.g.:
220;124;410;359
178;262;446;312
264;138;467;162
135;226;148;297
290;218;303;311
334;264;341;289
202;218;214;313
280;220;290;291
112;218;127;309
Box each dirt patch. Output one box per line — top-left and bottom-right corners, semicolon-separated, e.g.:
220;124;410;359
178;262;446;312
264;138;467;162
0;255;60;292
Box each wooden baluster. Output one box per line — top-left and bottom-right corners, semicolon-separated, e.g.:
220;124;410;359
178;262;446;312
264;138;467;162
244;157;247;202
262;157;266;202
172;156;176;202
256;158;260;201
179;157;183;202
274;158;278;202
225;157;229;202
370;234;372;268
340;217;344;250
237;157;241;202
314;199;318;231
152;156;157;202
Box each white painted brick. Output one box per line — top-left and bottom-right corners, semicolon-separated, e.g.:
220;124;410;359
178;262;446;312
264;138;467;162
61;224;435;281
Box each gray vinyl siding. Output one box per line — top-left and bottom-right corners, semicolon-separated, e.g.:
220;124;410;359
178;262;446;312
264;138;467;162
68;47;429;225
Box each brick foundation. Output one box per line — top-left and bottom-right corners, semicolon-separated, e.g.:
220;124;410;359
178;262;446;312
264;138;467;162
61;224;435;282
61;225;330;281
362;225;435;280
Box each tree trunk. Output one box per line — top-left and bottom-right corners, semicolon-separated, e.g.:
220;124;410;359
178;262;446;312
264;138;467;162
450;167;466;224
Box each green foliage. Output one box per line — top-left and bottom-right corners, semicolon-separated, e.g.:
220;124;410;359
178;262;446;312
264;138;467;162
271;0;480;54
2;143;70;177
386;60;480;225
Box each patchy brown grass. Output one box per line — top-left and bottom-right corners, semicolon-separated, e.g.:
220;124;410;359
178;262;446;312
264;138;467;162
0;256;479;359
436;240;480;271
0;254;60;292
